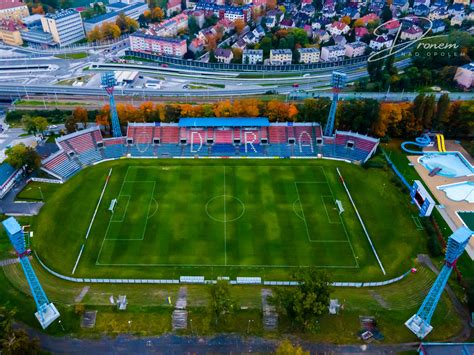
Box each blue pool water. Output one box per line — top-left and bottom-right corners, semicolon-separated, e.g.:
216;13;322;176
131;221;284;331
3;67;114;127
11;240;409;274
419;152;474;178
438;182;474;203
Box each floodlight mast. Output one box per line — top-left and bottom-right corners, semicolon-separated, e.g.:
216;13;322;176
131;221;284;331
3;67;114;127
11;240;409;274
101;72;122;138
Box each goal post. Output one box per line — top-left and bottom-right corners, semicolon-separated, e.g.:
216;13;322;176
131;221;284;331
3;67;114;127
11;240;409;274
109;198;118;213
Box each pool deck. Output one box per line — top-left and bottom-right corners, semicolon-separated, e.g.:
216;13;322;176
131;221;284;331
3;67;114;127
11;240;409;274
407;141;473;259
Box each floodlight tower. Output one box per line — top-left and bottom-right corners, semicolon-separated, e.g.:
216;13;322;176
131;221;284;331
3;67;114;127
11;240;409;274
2;217;60;329
101;72;122;137
405;226;472;339
323;71;347;137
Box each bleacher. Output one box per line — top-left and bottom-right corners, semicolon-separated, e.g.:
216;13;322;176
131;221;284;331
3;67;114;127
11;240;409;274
268;125;287;143
161;125;179;144
41;120;380;180
215;129;233;144
42;151;80;179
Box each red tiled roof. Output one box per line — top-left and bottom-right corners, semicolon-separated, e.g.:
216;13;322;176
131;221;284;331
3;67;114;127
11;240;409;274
0;0;26;11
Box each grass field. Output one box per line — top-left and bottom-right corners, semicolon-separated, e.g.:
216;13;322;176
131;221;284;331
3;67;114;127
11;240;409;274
32;159;427;280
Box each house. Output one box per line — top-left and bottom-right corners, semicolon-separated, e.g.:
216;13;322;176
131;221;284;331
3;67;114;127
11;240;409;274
189;38;203;53
413;4;430;16
430;19;445;34
454;62;473;90
231;38;246;50
280;18;294;29
450;15;464;26
214;48;233;63
429;8;449;20
146;13;188;37
0;19;24;45
341;6;360;19
269;49;292;65
345;41;367;57
242;49;263;64
333;34;347;46
369;34;393;50
320;44;345;61
297;47;320;63
301;4;316;17
400;25;423;41
431;0;447;8
313;29;330;43
327;21;350;36
448;3;465;16
354;26;368;40
384;20;401;34
392;0;409;11
167;0;181;17
413;0;430;7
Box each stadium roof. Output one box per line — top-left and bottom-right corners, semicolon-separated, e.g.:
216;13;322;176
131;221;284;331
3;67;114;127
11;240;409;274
179;118;269;127
0;162;16;188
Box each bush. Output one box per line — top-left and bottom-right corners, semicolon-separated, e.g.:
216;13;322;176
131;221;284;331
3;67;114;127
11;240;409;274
74;303;85;316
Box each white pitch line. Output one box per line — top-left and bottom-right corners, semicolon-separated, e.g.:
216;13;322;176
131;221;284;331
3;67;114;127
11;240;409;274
224;165;227;266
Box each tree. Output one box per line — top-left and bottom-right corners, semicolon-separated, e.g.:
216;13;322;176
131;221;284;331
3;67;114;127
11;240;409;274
381;5;392;23
234;19;245;34
87;26;102;42
31;5;44;14
73;107;88;128
259;37;272;57
413;93;426;125
188;16;200;36
276;340;309;355
21;115;35;134
266;0;276;9
422;95;436;129
21;115;47;135
434;93;450;130
64;116;77;134
5;144;41;171
272;268;331;331
208;280;234;325
102;22;121;40
151;7;164;21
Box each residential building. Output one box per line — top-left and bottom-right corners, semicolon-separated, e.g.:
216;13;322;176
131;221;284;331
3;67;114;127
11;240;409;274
345;41;367;57
242;49;263;64
369;34;393;51
320;45;345;61
430;19;445;34
41;9;85;47
130;31;187;57
327;21;350;36
454;62;473;90
84;1;148;33
400;25;423;41
298;47;320;63
269;49;292;65
313;29;330;43
360;13;379;25
146;13;188;37
280;18;294;29
21;14;43;29
0;19;23;45
334;34;347;46
384;20;401;34
195;2;251;22
354;26;368;40
450;15;464;26
453;0;469;6
392;0;409;11
214;48;233;63
0;1;29;20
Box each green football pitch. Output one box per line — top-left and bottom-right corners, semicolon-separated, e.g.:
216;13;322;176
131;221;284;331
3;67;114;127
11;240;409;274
33;159;427;280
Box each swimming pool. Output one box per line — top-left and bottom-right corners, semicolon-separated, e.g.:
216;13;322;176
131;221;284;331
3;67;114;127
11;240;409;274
419;152;474;178
438;181;474;203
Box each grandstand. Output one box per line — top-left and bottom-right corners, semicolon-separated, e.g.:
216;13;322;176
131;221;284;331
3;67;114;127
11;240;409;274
41;118;379;180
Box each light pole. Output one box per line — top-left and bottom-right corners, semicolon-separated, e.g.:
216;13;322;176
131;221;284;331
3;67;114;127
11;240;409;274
58;319;65;331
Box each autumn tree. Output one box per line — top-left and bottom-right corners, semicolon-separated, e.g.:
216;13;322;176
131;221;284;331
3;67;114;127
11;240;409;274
116;13;138;34
266;0;276;9
266;100;290;122
102;22;121;40
73;107;88;128
151;7;164;21
96;104;111;131
233;19;245;34
87;26;102;42
32;5;44;14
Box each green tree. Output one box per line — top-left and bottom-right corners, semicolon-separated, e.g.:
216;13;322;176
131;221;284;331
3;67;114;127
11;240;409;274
64;116;77;134
272;268;331;331
21;115;35;134
32;116;48;135
434;93;450;130
381;5;392;23
422;95;436;129
208;280;234;325
5;144;41;171
260;36;273;57
188;16;200;37
413;93;426;124
276;340;309;355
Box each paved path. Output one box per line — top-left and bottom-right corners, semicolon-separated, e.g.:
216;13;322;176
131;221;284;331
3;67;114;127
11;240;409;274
17;325;420;354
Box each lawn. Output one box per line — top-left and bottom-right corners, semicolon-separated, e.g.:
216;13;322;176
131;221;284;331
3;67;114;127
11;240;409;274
31;158;426;281
54;52;88;60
